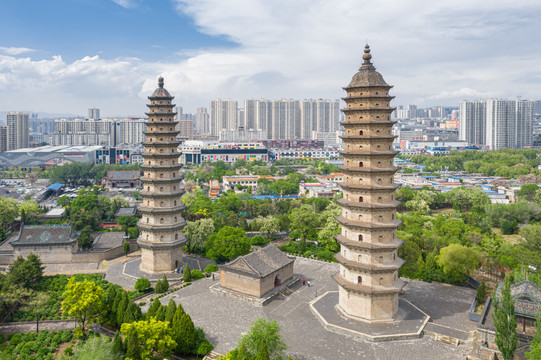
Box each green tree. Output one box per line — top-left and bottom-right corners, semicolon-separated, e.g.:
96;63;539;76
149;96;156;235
162;274;169;291
476;282;487;307
237;342;248;360
125;326;142;360
134;277;151;292
238;318;287;359
445;187;490;212
61;278;104;331
7;253;44;288
117;215;138;227
123;241;131;256
123;301;142;324
437;244;482;283
493;277;518;360
206;226;251;262
121;318;177;359
519;224;541;253
183;263;192;282
258;215;280;238
526;313;541;359
147;298;162;319
165;298;177;324
289;204;319;252
517;183;540;201
0;197;18;227
78;226;94;250
24;292;49;333
116;291;129;326
183;218;215;253
174;313;196;354
255;343;270;360
112;331;125;358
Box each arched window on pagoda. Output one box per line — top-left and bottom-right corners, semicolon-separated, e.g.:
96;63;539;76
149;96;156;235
358;234;363;241
359;130;364;136
160;218;164;224
357;276;362;284
359;196;363;202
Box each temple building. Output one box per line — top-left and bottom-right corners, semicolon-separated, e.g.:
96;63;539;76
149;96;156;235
333;45;405;322
219;244;295;298
137;77;187;273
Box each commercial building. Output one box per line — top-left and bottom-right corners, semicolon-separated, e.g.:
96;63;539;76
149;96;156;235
6;112;29;150
177;119;194;138
0;145;102;168
179;141;269;165
137;77;187;273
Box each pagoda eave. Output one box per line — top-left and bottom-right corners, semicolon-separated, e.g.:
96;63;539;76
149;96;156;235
139;190;185;197
137;221;187;231
334;254;405;272
339;183;400;191
341;95;395;101
335;234;404;250
333;273;405;295
336;198;400;210
340;120;398;126
336;216;402;230
341;107;396;113
339;166;399;173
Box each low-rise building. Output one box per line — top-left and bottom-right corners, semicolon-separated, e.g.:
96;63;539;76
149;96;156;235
102;170;141;189
299;182;341;198
219;244;295;299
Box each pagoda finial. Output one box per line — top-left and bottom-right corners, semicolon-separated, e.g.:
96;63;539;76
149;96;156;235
158;76;164;89
362;44;372;63
360;43;375;71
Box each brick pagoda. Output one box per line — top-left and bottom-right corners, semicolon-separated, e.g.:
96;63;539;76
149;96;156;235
137;77;186;273
333;45;405;322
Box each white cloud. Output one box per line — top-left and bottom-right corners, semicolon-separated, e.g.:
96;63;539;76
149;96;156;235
1;0;540;115
0;47;36;56
111;0;139;9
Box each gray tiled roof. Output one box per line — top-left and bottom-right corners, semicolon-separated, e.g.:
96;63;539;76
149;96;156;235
115;207;137;217
221;243;294;279
91;232;125;251
10;224;77;246
103;171;140;180
494;280;541;318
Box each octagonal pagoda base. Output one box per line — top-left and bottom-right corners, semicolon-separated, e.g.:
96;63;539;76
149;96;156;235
310;291;429;342
139;245;184;274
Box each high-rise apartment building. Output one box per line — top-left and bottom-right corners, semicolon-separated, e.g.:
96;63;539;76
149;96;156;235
178;119;194;138
459;100;486;145
0;125;7;152
460;99;533;150
6;112;29;150
88;108;100;120
209;99;239;136
195;107;209;134
52;118;146;146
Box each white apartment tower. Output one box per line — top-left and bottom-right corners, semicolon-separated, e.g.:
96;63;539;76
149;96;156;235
195;107;209;134
459;100;486;145
6;112;29;150
486;99;533;150
88;108;100;120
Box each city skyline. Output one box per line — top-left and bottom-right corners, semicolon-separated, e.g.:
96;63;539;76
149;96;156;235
1;1;540;116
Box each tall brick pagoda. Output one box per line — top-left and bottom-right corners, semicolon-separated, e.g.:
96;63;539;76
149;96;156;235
333;45;405;322
137;77;186;273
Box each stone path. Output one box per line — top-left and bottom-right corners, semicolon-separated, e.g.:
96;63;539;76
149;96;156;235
0;320;77;334
139;257;476;359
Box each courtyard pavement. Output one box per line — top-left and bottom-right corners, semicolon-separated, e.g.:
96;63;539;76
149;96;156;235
134;257;477;360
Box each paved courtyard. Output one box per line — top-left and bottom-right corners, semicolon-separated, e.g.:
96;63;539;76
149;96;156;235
136;257;477;360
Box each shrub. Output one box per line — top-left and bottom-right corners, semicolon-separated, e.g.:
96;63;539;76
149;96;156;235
251;235;271;246
64;344;74;356
191;270;206;280
183;263;192;282
204;264;219;273
476;281;487;306
134;277;151;292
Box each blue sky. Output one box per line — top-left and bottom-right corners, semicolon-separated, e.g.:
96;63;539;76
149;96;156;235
0;0;540;117
0;0;233;62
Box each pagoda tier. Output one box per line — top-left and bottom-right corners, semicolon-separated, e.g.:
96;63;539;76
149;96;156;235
334;45;404;323
137;77;186;273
